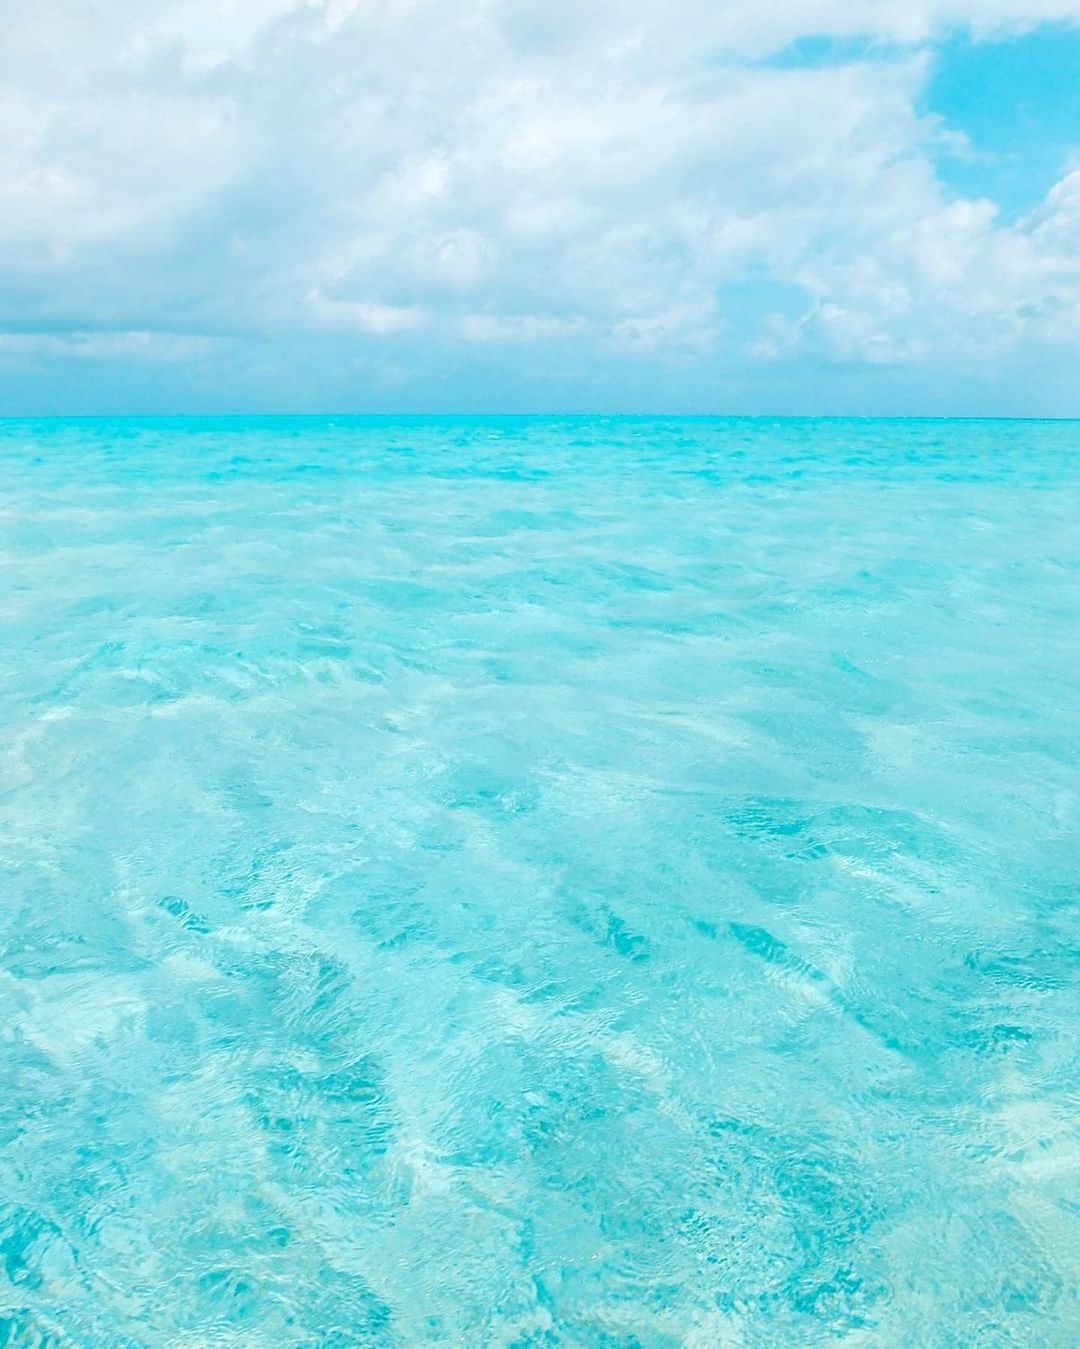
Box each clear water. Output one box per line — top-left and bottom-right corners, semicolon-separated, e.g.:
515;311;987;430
2;417;1079;1346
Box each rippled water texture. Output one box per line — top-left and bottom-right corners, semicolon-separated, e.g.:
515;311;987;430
2;417;1079;1345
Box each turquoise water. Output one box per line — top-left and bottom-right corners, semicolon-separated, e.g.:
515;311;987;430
2;417;1079;1345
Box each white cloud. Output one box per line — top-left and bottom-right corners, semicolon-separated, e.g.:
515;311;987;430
306;293;430;334
0;0;1078;408
766;169;1080;364
457;314;588;343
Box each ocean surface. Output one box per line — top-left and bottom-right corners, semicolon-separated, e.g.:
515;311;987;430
1;416;1078;1346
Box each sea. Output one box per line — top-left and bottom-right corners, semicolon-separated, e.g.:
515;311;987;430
1;416;1078;1345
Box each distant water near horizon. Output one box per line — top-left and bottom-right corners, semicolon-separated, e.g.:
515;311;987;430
2;416;1078;1344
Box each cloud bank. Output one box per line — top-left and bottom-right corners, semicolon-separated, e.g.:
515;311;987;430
2;0;1078;412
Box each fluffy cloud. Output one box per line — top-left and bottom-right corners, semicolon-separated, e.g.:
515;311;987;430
1;0;1078;409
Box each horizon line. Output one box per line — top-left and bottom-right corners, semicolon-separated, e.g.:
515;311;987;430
2;411;1079;424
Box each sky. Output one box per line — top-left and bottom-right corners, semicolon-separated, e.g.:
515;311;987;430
1;1;1078;416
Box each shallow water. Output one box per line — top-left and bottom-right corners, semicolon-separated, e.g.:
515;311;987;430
1;416;1079;1345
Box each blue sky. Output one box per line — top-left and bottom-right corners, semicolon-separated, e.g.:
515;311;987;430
1;2;1078;415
